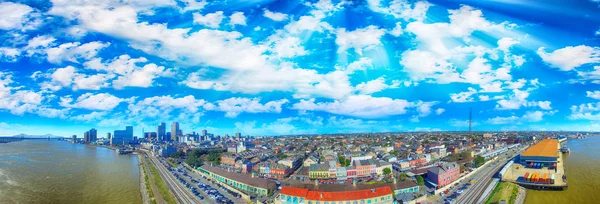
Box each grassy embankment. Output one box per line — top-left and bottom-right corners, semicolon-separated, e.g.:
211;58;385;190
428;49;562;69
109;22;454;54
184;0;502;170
141;163;157;204
147;157;177;204
485;182;519;204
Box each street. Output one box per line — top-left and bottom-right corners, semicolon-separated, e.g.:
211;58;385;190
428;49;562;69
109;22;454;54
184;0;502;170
147;155;202;204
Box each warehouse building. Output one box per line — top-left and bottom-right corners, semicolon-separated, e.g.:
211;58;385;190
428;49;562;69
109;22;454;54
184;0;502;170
519;139;559;169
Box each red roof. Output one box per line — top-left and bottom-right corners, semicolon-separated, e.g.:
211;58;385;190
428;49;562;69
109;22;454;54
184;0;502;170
305;186;392;201
279;187;309;197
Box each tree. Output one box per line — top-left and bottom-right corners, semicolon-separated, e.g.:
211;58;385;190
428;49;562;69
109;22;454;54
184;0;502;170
390;151;399;157
460;164;466;172
169;150;185;159
416;175;425;186
400;173;408;181
474;156;486;167
383;168;392;176
276;153;288;159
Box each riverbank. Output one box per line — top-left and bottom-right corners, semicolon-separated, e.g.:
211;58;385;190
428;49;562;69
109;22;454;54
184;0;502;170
138;154;153;204
485;182;520;204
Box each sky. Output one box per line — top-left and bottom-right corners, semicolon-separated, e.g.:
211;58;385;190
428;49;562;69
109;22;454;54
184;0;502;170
1;0;600;137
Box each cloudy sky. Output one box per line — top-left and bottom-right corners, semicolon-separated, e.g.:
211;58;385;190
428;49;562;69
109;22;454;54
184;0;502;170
1;0;600;137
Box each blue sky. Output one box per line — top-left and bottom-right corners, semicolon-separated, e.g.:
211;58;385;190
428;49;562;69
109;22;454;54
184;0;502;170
1;0;600;137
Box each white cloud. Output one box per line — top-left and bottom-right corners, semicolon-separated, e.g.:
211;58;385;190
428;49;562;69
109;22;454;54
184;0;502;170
413;101;438;117
487;111;553;124
388;22;403;37
292;95;410;118
0;48;21;62
495;89;552;110
25;35;56;52
284;12;333;34
368;0;432;21
339;57;373;74
0;2;35;30
355;77;389;94
450;87;478;103
229;12;246;26
497;37;518;52
596;29;600;36
479;81;503;93
72;111;107;122
49;4;267;71
436;108;445;115
537;45;600;71
210;97;289;118
335;25;385;55
264;9;288;21
84;55;172;89
184;64;354;100
128;95;207;119
269;36;308;58
59;93;129;111
0;72;66;118
569;102;600;121
112;63;170;89
193;11;224;28
587;91;600;99
180;0;207;12
449;119;477;127
46;41;110;64
42;66;111;91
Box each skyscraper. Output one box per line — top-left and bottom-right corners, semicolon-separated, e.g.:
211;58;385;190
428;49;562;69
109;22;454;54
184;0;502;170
157;122;166;141
171;122;179;141
107;132;111;141
90;128;97;142
113;126;134;145
84;131;90;143
202;129;207;136
72;135;77;143
235;132;241;139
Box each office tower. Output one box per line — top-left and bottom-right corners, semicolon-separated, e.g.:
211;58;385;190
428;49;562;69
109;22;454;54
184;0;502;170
72;135;77;143
171;122;179;141
113;126;134;145
157;122;166;141
166;132;172;142
235;132;241;139
90;128;97;142
107;133;111;141
202;129;207;136
84;131;90;143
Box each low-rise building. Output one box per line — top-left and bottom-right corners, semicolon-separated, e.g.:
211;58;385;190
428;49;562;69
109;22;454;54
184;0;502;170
197;164;276;196
277;186;394;204
427;162;460;188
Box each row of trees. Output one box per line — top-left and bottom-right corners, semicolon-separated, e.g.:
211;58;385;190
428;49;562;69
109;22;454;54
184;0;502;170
185;148;225;168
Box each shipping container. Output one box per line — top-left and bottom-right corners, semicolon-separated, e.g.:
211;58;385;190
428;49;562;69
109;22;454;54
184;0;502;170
524;172;529;182
542;174;547;183
551;174;555;184
528;173;534;182
530;163;533;168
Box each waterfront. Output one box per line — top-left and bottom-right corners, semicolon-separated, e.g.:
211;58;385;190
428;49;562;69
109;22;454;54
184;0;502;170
525;136;600;203
0;140;141;204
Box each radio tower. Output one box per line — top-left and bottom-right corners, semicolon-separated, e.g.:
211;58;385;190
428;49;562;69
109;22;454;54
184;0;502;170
469;108;473;138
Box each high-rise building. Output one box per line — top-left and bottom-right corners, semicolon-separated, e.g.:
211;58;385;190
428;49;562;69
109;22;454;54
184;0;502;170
144;132;157;140
113;126;134;145
171;122;179;141
157;122;166;141
202;129;207;136
235;132;241;139
107;133;111;141
84;131;90;143
72;135;77;143
90;128;97;142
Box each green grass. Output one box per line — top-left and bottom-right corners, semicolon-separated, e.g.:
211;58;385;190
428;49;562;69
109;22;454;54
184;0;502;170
142;164;157;204
486;182;519;204
147;158;177;204
166;158;178;167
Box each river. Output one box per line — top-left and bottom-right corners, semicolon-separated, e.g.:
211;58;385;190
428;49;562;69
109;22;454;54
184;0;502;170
0;140;141;204
525;136;600;203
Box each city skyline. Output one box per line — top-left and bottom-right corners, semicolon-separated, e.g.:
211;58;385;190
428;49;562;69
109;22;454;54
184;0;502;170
2;0;600;137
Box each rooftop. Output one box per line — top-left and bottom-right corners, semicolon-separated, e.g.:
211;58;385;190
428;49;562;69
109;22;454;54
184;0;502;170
280;186;393;201
521;139;558;158
199;164;276;190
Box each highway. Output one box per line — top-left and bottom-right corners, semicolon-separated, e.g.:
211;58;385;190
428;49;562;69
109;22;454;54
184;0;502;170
453;147;524;204
181;165;245;203
147;155;202;204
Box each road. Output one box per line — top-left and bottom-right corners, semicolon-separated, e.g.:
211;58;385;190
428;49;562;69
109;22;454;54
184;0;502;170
453;147;524;204
147;155;202;204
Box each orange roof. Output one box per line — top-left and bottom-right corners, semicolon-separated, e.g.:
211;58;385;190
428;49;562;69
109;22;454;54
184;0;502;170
522;139;558;157
280;187;309;197
305;186;392;201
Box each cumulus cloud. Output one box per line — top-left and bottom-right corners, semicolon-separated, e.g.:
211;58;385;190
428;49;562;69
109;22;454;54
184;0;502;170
335;25;385;55
210;97;289;118
263;9;288;21
537;45;600;71
291;95;411;118
367;0;432;21
0;2;38;30
229;12;246;26
193;11;225;28
587;91;600;99
46;41;110;64
487;111;554;124
59;93;131;111
569;102;600;121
